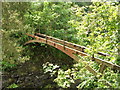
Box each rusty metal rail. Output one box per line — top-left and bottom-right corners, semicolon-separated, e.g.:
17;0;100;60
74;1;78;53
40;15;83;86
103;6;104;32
35;33;110;57
25;33;120;76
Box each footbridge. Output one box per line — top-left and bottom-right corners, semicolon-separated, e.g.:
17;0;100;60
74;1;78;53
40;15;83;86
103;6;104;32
25;33;120;76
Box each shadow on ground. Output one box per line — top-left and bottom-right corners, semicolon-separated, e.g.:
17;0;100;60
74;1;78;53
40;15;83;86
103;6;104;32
2;43;75;88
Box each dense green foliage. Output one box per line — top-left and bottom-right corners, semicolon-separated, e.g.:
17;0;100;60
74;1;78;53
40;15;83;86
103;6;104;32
2;1;120;89
2;2;32;70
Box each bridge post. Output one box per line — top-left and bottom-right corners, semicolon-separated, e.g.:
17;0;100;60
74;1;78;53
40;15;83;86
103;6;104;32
99;64;107;73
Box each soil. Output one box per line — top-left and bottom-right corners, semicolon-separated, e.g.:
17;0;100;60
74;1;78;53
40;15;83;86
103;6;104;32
2;44;75;89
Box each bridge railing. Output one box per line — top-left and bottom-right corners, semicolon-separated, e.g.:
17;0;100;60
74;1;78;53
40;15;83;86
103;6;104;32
35;33;110;57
